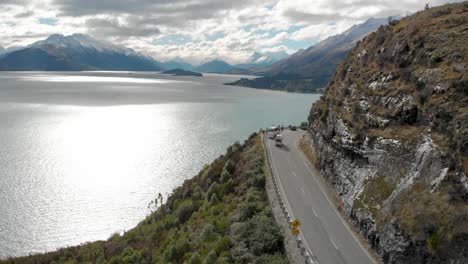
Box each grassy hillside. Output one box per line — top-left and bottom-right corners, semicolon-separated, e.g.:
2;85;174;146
2;133;287;264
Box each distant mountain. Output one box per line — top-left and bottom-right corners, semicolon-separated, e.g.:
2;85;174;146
262;17;391;78
161;59;195;71
162;68;202;77
235;51;289;69
0;34;165;71
0;46;5;55
230;17;392;92
195;59;237;73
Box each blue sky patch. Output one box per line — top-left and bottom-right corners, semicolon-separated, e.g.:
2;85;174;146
206;32;225;41
152;34;192;45
282;38;318;50
38;18;58;26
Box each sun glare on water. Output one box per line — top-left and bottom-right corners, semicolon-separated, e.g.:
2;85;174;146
52;105;174;191
21;75;178;84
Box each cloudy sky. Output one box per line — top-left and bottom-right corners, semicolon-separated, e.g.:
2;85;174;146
0;0;462;64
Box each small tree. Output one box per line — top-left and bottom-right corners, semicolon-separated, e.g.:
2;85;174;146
425;3;430;10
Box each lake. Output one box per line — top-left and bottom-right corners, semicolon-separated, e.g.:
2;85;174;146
0;71;319;258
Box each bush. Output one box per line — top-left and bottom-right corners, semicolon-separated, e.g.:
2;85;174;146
201;223;216;242
192;185;205;200
163;238;191;262
177;200;196;224
220;169;231;183
188;252;202;264
215;236;232;254
231;214;284;257
207;182;219;201
220;179;234;195
203;250;218;264
210;193;219;204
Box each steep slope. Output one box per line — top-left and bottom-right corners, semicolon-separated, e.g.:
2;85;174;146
264;17;390;78
2;134;288;264
195;59;238;73
229;17;390;92
0;34;164;71
306;2;467;263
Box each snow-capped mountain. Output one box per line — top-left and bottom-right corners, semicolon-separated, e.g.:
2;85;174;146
0;34;164;71
235;51;289;69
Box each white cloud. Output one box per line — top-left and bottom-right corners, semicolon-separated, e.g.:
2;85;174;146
0;0;463;64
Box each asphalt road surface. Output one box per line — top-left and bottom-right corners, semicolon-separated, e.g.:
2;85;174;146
266;130;375;264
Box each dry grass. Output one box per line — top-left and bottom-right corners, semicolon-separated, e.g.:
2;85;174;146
353;176;396;223
395;182;468;252
369;126;424;142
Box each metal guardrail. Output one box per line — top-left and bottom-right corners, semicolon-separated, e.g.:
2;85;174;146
263;133;319;264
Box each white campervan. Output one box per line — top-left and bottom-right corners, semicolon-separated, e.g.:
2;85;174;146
267;126;279;139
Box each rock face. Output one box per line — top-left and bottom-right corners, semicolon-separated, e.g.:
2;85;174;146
308;3;468;263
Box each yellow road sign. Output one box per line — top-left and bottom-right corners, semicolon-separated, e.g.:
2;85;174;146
291;219;301;229
292;228;300;236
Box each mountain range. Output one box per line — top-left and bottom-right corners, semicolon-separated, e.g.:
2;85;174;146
228;17;393;92
0;34;165;71
160;58;197;71
234;51;289;69
193;59;236;73
0;17;391;85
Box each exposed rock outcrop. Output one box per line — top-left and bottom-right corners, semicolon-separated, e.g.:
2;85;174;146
307;3;468;263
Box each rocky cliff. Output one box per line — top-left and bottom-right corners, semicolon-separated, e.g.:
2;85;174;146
307;2;468;263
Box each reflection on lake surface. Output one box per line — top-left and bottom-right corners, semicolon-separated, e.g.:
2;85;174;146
21;74;179;83
0;71;320;258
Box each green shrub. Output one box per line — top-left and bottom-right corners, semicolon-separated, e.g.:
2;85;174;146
188;252;203;264
163;238;190;262
215;236;232;254
177;200;196;224
201;223;216;242
203;250;218;264
220;169;231;183
207;182;219;201
428;232;441;252
210;193;219;204
192;185;205;200
220;179;234;195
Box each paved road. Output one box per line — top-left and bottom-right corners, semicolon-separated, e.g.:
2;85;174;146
266;130;375;264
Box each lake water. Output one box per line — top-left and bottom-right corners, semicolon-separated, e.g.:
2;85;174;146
0;71;319;258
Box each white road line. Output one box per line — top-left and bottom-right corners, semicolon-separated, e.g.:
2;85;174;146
331;238;339;249
300;186;305;194
312;208;318;217
292;171;297;177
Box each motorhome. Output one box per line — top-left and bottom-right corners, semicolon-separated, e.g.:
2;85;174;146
267;126;279;139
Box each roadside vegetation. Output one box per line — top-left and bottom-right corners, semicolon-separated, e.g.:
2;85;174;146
2;133;287;264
